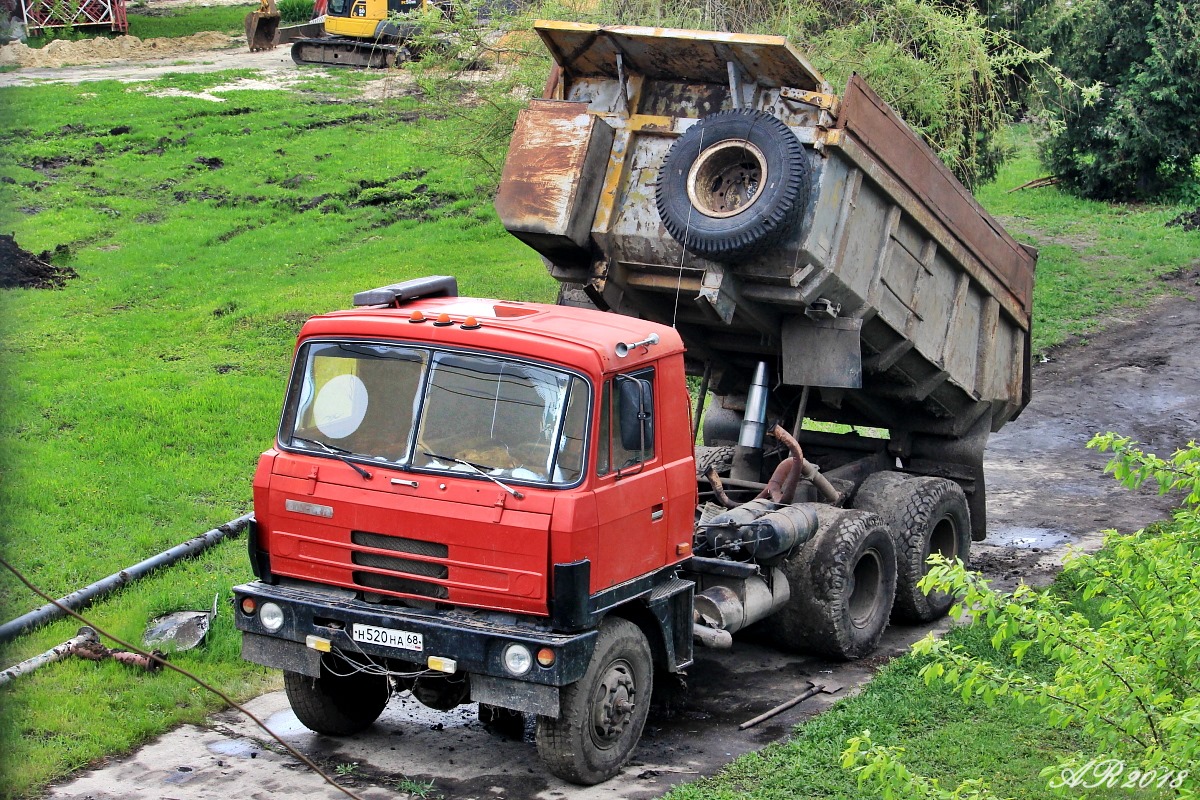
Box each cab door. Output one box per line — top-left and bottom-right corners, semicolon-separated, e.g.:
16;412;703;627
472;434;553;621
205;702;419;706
592;368;669;590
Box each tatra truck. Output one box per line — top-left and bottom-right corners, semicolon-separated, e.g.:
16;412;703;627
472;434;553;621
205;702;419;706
234;21;1037;784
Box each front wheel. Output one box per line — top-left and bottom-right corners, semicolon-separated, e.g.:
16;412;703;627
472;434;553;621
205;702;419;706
283;656;391;736
535;617;653;785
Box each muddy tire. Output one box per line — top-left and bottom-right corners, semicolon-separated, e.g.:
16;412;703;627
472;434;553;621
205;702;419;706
758;509;897;660
695;444;734;478
535;617;653;785
854;473;971;623
656;109;809;260
284;658;390;736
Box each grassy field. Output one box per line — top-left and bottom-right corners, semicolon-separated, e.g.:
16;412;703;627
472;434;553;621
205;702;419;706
0;63;1196;798
0;71;541;796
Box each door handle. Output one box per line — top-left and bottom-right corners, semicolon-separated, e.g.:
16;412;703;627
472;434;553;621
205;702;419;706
651;505;664;522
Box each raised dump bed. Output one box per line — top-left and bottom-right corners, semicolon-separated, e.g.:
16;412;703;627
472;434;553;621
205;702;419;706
496;21;1036;448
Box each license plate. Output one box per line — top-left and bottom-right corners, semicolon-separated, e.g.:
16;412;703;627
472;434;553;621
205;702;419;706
351;623;423;652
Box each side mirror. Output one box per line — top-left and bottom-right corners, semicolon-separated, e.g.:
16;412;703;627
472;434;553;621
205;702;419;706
617;377;653;455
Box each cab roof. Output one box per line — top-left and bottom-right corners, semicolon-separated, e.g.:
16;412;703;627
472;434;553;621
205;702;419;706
299;286;685;375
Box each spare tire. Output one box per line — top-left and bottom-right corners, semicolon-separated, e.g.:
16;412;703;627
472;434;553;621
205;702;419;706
656;109;809;260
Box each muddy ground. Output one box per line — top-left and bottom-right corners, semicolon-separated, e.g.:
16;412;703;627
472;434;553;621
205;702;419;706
42;276;1200;800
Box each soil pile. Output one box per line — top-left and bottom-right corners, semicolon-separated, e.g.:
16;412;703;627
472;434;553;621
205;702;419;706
1167;207;1200;232
0;32;237;69
0;235;77;289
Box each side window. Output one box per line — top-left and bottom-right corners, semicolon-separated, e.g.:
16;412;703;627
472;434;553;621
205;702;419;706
597;369;655;476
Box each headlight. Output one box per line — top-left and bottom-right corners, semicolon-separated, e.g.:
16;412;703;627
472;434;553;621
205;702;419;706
260;602;285;632
502;643;532;676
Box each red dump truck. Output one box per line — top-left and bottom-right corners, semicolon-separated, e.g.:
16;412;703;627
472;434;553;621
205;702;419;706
233;21;1036;784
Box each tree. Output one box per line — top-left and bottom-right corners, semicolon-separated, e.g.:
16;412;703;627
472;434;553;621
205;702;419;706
1041;0;1200;200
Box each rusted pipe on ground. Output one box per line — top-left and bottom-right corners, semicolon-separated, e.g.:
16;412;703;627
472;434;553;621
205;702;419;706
770;425;843;505
0;626;98;686
705;466;739;509
72;640;165;672
0;514;252;644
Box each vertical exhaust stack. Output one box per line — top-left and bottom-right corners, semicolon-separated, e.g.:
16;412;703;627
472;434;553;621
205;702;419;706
731;362;769;482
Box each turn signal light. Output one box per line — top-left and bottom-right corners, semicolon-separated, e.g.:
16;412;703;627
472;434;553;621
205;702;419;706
536;648;556;667
240;597;257;615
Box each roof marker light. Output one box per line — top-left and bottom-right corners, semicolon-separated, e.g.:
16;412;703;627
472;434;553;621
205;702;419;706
433;313;453;327
461;316;481;330
409;310;427;323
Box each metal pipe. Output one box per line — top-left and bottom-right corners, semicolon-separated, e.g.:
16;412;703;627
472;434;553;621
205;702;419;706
0;514;252;644
738;362;770;449
0;626;98;686
738;682;837;730
732;361;771;482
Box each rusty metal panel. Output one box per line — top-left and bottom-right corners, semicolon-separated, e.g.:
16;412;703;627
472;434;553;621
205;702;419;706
495;100;614;254
533;20;830;92
781;317;863;389
835;75;1035;320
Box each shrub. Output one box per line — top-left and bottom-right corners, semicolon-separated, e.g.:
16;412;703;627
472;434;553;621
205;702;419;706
277;0;313;23
844;434;1200;797
1040;0;1200;201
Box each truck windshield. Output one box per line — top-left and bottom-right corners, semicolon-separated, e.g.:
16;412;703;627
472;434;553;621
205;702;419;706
281;342;589;487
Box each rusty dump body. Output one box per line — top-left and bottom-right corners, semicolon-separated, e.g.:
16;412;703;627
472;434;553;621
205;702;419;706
496;21;1037;449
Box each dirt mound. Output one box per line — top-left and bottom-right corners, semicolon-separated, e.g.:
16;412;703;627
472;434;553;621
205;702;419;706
1167;207;1200;232
0;32;238;69
0;235;77;289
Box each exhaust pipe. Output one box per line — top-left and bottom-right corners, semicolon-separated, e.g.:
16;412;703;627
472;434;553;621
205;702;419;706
731;361;769;482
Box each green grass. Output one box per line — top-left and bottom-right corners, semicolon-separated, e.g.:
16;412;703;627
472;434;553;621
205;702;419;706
0;73;543;798
977;126;1199;354
667;622;1169;800
125;5;255;40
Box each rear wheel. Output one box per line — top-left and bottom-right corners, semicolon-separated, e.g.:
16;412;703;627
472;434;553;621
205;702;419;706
854;473;971;623
284;656;390;736
535;617;653;785
758;509;897;660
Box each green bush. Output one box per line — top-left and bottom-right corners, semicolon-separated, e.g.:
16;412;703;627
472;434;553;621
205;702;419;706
1041;0;1200;201
277;0;313;23
411;0;1043;188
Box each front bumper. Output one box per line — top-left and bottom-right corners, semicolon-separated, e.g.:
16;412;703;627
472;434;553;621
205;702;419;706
233;580;597;688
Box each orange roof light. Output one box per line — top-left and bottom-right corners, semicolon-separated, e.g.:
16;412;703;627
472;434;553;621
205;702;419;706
409;310;427;323
433;313;454;327
461;316;481;330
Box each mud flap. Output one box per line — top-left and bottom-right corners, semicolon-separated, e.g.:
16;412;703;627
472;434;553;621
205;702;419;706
242;632;321;677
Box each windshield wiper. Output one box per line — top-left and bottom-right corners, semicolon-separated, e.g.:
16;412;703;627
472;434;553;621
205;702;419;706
422;452;524;499
292;436;372;480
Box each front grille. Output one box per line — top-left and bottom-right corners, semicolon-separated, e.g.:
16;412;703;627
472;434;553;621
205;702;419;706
350;531;449;599
354;571;449;599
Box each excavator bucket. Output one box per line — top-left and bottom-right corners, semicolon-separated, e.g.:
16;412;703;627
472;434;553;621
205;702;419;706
245;0;281;52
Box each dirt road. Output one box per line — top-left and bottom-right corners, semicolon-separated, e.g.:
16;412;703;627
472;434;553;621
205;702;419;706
40;272;1199;799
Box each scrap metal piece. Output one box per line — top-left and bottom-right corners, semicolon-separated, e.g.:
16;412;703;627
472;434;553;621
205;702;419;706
143;594;218;653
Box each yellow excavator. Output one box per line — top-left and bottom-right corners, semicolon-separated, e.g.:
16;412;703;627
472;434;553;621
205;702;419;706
289;0;446;69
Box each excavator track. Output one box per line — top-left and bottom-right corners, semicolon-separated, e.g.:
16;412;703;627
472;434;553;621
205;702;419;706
290;37;412;68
